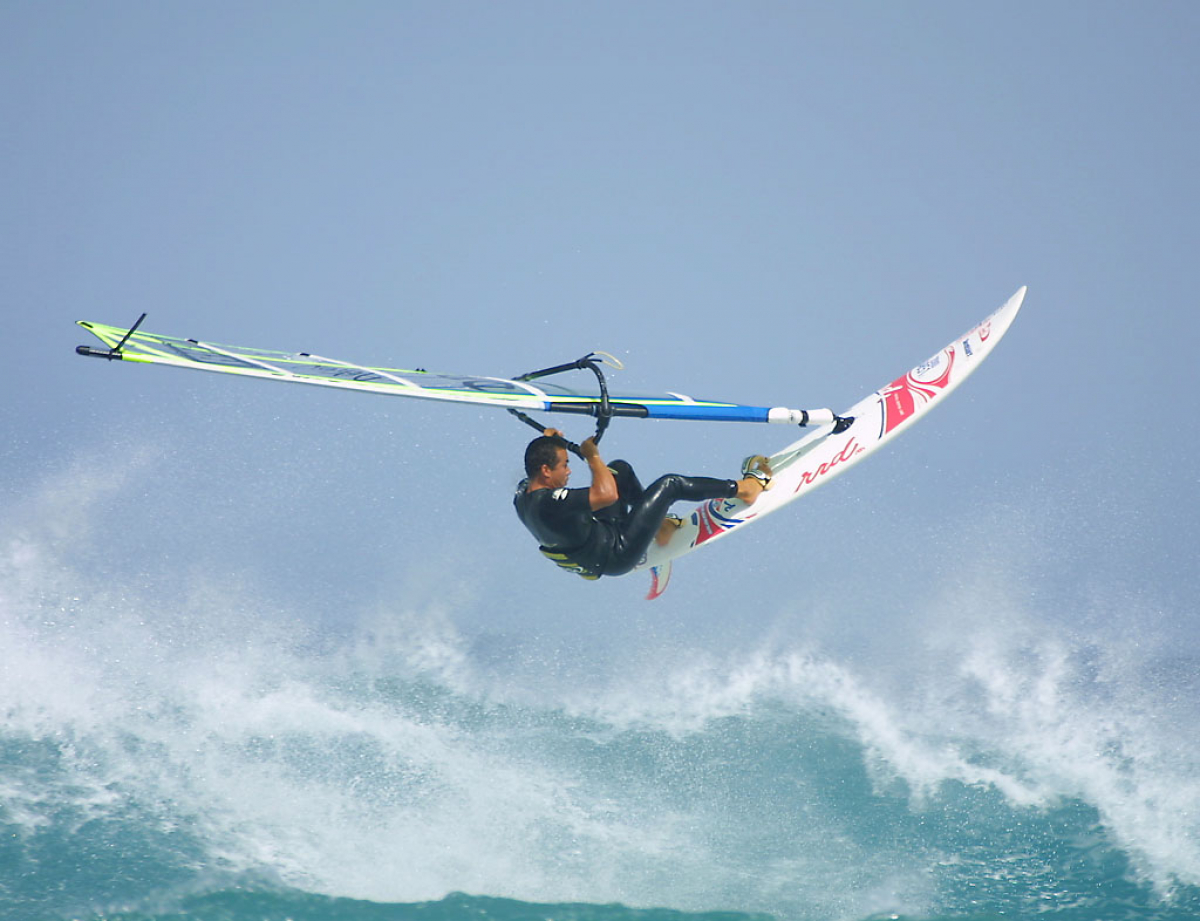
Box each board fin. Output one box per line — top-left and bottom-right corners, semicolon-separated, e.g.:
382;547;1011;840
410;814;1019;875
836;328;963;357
646;561;673;600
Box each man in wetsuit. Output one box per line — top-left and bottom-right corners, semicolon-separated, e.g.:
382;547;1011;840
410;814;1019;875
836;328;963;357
514;430;771;580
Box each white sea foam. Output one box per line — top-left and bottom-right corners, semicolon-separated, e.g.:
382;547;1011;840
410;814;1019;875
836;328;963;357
3;449;1198;920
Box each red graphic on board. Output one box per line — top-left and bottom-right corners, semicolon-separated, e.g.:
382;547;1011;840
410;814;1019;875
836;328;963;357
791;437;866;494
693;500;747;546
880;347;956;435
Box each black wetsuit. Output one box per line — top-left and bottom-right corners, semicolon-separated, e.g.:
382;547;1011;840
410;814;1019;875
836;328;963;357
514;460;738;579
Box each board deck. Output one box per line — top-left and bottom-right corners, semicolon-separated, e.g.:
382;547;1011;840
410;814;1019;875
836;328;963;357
639;287;1027;597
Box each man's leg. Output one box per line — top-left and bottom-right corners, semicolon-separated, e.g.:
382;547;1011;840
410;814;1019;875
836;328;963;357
593;459;644;523
602;474;739;576
608;460;644;508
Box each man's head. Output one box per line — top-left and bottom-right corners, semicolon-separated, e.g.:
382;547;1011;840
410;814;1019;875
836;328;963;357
524;434;571;485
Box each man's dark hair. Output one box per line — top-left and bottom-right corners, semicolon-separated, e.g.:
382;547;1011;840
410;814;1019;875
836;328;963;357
524;435;569;478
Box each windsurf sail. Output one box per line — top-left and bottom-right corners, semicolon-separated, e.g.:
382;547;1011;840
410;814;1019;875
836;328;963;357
76;319;840;440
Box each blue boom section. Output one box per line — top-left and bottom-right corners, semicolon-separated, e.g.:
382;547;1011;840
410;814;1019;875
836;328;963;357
544;400;774;423
642;404;771;422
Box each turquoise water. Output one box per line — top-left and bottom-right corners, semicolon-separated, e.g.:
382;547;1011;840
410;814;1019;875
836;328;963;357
3;467;1198;921
3;602;1198;921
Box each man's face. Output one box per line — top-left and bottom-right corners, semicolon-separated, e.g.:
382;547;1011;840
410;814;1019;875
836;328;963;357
543;447;571;489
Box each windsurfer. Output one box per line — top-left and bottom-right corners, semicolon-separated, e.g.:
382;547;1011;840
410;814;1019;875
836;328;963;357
514;430;770;580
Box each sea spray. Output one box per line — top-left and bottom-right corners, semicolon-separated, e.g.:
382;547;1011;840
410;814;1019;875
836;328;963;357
3;452;1199;921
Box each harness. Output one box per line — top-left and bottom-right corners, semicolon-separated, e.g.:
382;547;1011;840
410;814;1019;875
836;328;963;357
537;546;601;580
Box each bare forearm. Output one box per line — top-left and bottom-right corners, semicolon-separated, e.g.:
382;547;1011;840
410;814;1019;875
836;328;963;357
582;439;619;510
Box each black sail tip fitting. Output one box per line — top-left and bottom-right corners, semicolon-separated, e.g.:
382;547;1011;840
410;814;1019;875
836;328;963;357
76;345;123;360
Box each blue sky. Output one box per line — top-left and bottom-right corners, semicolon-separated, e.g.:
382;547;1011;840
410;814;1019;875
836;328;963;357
3;2;1197;657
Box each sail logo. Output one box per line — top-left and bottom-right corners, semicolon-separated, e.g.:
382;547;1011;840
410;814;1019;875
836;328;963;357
880;346;956;435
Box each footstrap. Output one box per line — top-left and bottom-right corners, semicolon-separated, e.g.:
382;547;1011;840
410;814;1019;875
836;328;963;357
740;454;774;488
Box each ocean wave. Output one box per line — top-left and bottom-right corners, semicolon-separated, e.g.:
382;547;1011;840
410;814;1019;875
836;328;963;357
2;454;1198;921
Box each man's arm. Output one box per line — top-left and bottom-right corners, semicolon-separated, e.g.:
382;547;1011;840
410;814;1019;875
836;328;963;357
580;437;619;511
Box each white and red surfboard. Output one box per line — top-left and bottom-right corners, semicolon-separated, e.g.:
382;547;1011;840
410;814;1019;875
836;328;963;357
639;287;1028;598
